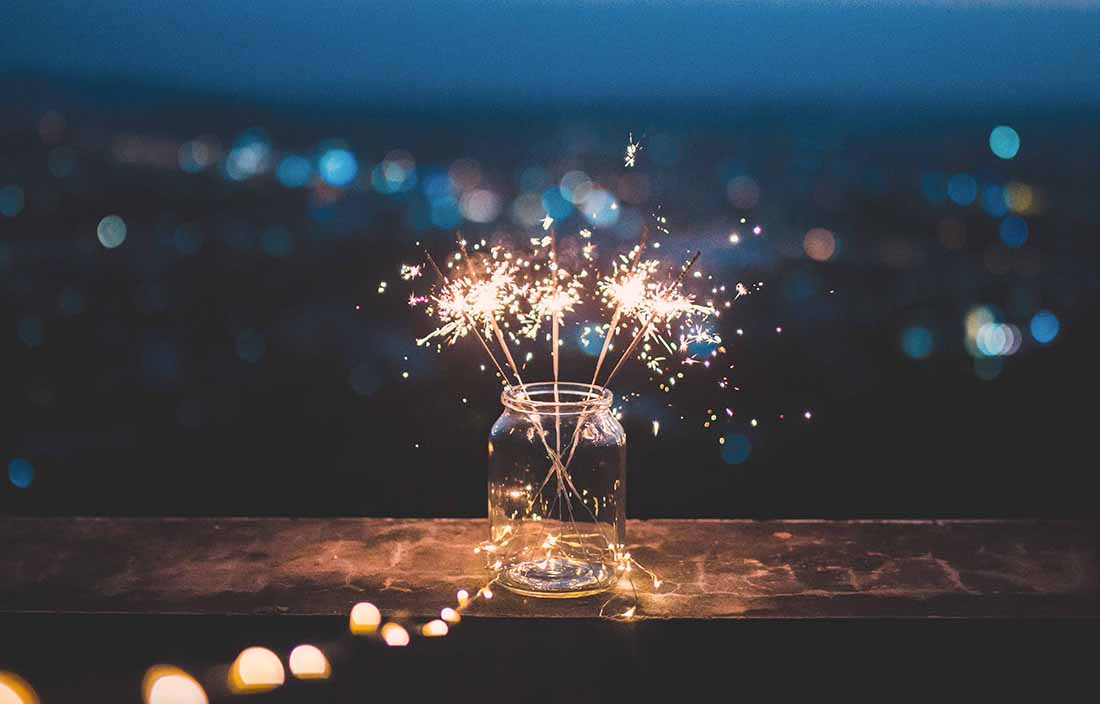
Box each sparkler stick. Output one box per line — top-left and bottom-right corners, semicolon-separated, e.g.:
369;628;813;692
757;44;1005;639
601;251;701;389
589;226;649;392
554;251;703;479
423;250;512;388
455;235;528;390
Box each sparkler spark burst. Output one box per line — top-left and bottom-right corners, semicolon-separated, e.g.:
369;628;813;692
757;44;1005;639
411;231;737;387
397;129;779;623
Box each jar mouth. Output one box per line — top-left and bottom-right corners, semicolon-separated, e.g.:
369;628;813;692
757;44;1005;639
501;382;613;415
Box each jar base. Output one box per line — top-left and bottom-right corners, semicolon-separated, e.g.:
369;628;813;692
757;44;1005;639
497;556;615;598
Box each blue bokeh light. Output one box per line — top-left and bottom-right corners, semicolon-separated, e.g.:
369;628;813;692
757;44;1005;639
981;184;1008;217
318;148;359;188
0;185;25;217
720;434;752;464
236;329;266;363
989;125;1020;159
541;187;573;219
900;325;934;359
17;316;43;348
276;154;313;188
999;215;1028;248
260;226;293;257
1030;310;1059;344
97;214;127;248
8;458;34;489
947;174;977;206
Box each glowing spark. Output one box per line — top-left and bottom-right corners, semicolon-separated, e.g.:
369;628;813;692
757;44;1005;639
624;133;642;168
400;264;423;280
652;420;660;437
540;214;554;230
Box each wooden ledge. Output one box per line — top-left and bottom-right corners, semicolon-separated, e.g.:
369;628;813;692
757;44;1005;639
2;518;1097;619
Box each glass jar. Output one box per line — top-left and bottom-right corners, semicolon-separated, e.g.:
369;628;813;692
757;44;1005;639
487;382;626;597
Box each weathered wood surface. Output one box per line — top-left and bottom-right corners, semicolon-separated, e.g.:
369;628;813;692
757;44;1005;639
1;518;1096;618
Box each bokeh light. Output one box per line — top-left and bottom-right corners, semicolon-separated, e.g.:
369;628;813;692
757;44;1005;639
460;189;501;223
803;228;836;262
97;215;127;248
276;154;313;188
288;645;330;680
582;189;620;228
318;148;359;188
1030;310;1059;344
381;622;410;647
229;647;285;694
0;671;39;704
0;185;25;217
142;666;207;704
999;215;1028;248
8;458;34;489
720;434;751;464
900;325;934;359
726;175;760;209
421;619;449;637
989;125;1020;159
349;602;381;634
947;174;977;206
17;316;43;348
235;329;266;363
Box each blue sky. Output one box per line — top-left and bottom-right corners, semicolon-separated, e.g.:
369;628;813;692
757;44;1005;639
5;1;1100;107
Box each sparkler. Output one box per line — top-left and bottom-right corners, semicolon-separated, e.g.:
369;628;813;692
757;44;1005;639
403;130;755;619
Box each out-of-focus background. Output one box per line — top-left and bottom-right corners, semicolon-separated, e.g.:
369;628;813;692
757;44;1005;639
2;0;1098;519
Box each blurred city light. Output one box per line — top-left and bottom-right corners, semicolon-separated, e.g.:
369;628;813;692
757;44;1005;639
318;147;359;188
97;214;127;249
900;325;934;360
1030;310;1059;344
999;216;1028;248
720;434;751;464
8;458;34;489
947;174;977;206
989;125;1021;159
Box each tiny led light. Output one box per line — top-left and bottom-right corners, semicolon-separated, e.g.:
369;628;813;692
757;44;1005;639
142;666;207;704
381;623;410;647
421;620;449;637
229;647;285;694
456;589;470;606
350;602;382;634
288;645;330;680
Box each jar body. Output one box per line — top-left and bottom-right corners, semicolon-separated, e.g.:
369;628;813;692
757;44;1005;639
487;383;626;597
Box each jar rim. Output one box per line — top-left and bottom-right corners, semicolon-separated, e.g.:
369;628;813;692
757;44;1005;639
501;382;613;415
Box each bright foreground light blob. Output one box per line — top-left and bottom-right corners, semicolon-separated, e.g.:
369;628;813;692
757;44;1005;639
228;647;285;694
142;666;207;704
0;672;39;704
349;601;382;634
381;623;411;647
421;619;449;637
440;607;461;623
288;645;331;680
989;125;1020;160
